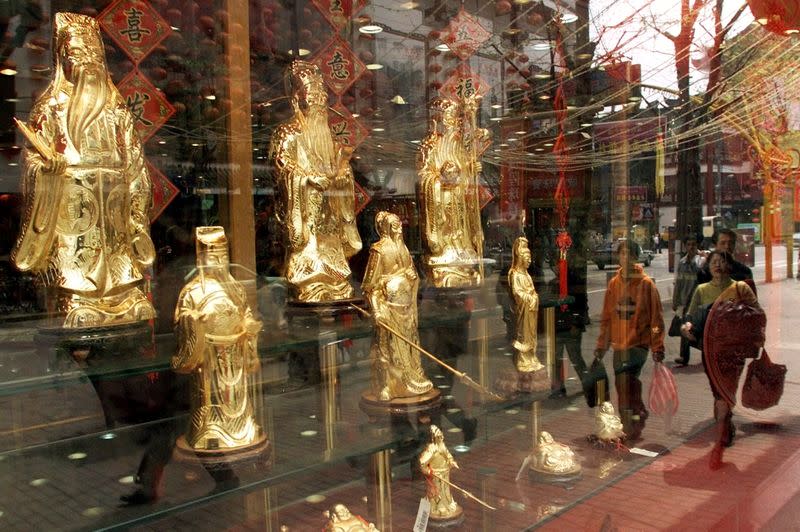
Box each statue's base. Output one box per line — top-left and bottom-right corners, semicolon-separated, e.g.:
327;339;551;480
428;506;465;528
35;320;152;369
494;367;549;397
286;297;366;325
587;434;627;451
175;434;271;469
359;388;442;421
529;464;583;484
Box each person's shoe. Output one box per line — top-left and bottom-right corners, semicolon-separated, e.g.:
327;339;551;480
673;358;688;366
709;443;724;470
723;422;736;448
548;388;567;399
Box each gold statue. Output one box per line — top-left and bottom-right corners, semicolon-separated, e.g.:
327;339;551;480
508;237;545;373
419;425;463;522
323;504;379;532
531;431;581;477
172;227;265;452
12;12;154;328
363;212;433;402
269;60;362;302
594;401;626;445
418;97;491;288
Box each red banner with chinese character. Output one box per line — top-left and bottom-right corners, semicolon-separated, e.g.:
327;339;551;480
148;161;179;222
329;103;369;149
313;37;365;95
99;0;171;64
118;71;176;142
444;7;491;61
311;0;367;30
441;63;489;101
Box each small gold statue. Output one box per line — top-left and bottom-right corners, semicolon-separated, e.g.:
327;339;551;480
594;401;626;446
172;227;265;452
363;212;433;402
269;60;362;302
530;430;581;478
323;504;379;532
12;12;154;328
508;237;545;373
418;96;491;288
419;425;463;523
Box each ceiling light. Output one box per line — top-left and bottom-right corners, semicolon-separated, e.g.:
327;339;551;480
560;13;578;23
158;140;167;145
359;24;383;34
538;94;551;100
535;148;544;152
411;139;421;144
204;94;216;100
544;142;553;147
756;18;768;25
287;48;311;57
580;122;593;127
400;1;419;8
515;130;526;135
390;95;407;104
499;143;509;147
373;127;385;132
785;29;800;35
352;113;360;118
491;104;502;109
435;43;450;52
366;63;384;70
532;42;550;51
0;67;17;76
490;116;503;121
5;98;19;102
533;72;551;79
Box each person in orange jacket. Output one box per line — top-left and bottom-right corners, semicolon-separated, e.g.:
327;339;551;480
595;239;665;440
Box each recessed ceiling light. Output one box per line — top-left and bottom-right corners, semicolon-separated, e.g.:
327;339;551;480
0;67;17;76
490;116;503;121
435;43;450;52
400;1;419;8
532;42;550;51
373;127;385;132
366;63;384;70
515;130;526;135
204;94;216;100
533;72;551;79
359;24;383;34
352;113;360;118
491;104;502;109
560;13;579;23
544;142;553;147
538;94;551;100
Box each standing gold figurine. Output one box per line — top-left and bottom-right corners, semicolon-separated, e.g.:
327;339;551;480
418;97;491;288
269;61;362;302
419;425;464;524
530;430;581;481
362;212;433;402
508;237;545;373
12;12;154;328
172;227;265;453
323;504;379;532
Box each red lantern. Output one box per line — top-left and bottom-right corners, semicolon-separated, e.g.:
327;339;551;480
747;1;800;34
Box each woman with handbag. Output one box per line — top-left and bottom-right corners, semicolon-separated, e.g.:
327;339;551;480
681;251;763;469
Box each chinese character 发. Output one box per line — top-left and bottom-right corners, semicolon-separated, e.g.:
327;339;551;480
327;51;350;80
126;92;154;126
120;7;151;43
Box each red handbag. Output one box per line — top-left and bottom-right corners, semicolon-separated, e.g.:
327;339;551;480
742;350;787;410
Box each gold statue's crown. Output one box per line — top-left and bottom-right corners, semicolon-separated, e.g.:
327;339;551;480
289;60;322;85
429;97;457;113
54;12;101;51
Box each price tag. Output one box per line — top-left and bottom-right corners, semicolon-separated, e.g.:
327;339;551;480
629;447;659;458
413;497;431;532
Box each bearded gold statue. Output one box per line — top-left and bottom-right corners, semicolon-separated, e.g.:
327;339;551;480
323;504;379;532
531;431;581;477
12;12;154;328
419;425;463;523
363;212;433;402
418;97;491;288
172;227;265;453
509;237;545;373
269;61;361;302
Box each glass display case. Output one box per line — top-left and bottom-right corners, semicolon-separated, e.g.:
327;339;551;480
1;1;798;531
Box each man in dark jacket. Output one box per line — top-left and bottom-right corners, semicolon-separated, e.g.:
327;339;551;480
697;229;752;284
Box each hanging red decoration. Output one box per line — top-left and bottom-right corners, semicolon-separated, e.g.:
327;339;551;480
747;1;800;35
443;7;491;60
552;26;572;302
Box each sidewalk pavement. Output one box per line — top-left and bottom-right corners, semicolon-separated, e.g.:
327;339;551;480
540;277;800;531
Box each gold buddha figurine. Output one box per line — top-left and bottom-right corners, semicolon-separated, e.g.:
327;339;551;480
418;96;491;288
363;212;433;402
269;60;362;302
172;227;264;452
508;237;545;373
12;12;155;328
323;503;379;532
531;430;581;476
594;401;626;445
419;425;463;522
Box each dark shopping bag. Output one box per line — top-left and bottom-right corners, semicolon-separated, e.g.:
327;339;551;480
582;358;609;408
742;350;786;410
668;315;683;337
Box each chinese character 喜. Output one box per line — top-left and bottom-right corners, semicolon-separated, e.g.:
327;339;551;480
120;7;151;43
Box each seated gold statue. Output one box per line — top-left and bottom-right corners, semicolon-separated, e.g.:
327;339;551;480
532;431;580;475
595;401;626;444
508;237;545;373
363;212;433;401
323;503;379;532
172;227;264;452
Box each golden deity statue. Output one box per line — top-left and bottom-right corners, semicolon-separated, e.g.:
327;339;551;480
418;96;491;288
508;237;545;373
172;227;265;452
269;60;362;302
594;401;626;445
12;12;154;328
363;212;433;402
531;431;581;477
323;503;379;532
419;425;463;522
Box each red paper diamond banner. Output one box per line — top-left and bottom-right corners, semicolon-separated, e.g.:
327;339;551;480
118;70;175;142
147;160;179;222
441;64;490;100
329;103;369;149
313;37;365;95
311;0;367;31
444;7;491;61
478;184;493;210
354;180;371;215
99;0;172;64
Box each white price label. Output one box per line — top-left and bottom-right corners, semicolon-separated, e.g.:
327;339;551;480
629;447;659;458
413;497;431;532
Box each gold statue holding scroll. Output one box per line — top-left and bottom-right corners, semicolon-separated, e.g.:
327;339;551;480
11;12;154;328
323;504;380;532
269;60;362;302
531;431;581;477
172;227;265;452
419;425;463;522
363;211;433;402
418;96;491;288
508;237;545;373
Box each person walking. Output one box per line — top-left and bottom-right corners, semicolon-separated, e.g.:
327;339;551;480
672;236;704;366
653;233;661;254
697;229;752;284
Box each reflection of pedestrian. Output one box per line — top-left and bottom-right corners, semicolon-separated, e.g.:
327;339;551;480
672;236;704;366
549;270;588;398
653;233;661;253
595;240;665;440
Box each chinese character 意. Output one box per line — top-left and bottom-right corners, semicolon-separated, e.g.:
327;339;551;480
327;51;350;81
120;7;151;43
